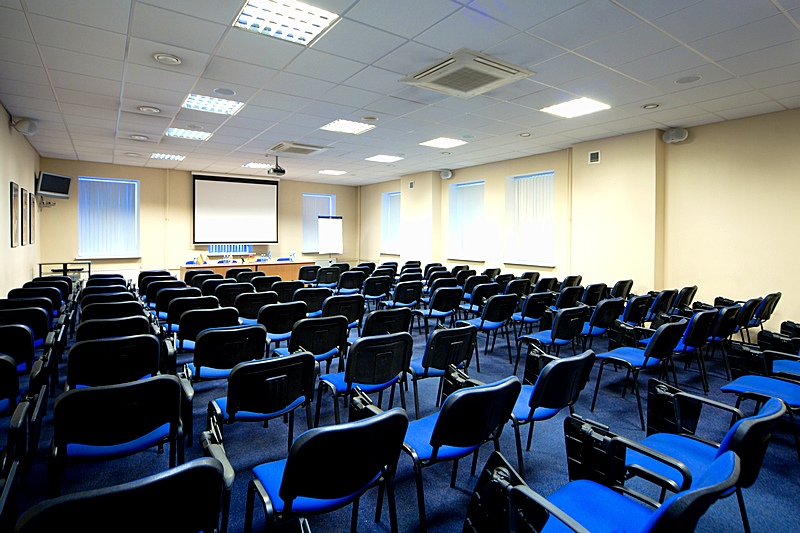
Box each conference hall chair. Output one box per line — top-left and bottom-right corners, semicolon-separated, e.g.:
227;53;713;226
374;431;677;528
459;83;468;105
175;307;239;354
252;275;282;293
481;267;500;280
257;301;307;350
356;261;376;273
516;306;586;366
503;278;530;302
457;282;498;321
215;281;255;308
408;324;477;419
296;265;320;286
379;280;423;313
292;287;333;318
75;315;153;342
237;270;266;283
314;267;340;289
362;275;392;311
610;278;634;299
590;320;687;430
742;291;781;342
321;293;365;336
0;297;55;329
580;282;607;308
138;274;176;299
607;294;652;350
509;350;596;476
456;293;519;370
144;279;185;310
402;376;521;533
184;324;267;383
643;288;678;324
79;301;147;322
454;269;476;289
520;271;540;285
580;297;626;350
8;287;64;322
459;274;489;307
137;270;171;292
335;270;365;295
189;273;222;290
201;277;236;297
331;262;350;274
234;291;278;326
184;268;214;285
65;334;161;391
360;308;413;338
420;276;457;308
271;280;304;303
225;267;251;280
706;305;741;379
315;332;413;425
450;264;469;277
415;286;463;338
244;408;409;533
549;285;584;313
511;292;550;339
669;284;698;315
164;295;219;338
273;315;349;373
558;275;582;291
153;286;201;323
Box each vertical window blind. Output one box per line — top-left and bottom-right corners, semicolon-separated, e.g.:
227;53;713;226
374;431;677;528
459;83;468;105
302;193;335;253
508;171;555;265
448;181;484;261
382;191;401;254
78;176;140;258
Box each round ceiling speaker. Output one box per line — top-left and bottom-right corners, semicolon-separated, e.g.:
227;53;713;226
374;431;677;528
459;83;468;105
440;169;453;180
662;127;688;143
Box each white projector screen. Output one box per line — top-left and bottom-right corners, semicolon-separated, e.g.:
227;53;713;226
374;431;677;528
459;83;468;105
193;175;279;244
317;216;343;254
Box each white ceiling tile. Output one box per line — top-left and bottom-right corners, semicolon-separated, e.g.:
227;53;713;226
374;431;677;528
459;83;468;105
1;94;60;113
615;45;708;82
719;40;800;77
673;78;752;104
0;61;48;85
49;71;121;97
247;91;309;112
264;72;336;99
467;0;585;31
342;66;406;96
41;46;122;80
0;36;43;66
284;49;367;85
527;52;604;87
655;0;780;43
374;41;449;77
695;90;772;113
137;0;242;24
0;78;53;100
131;3;227;53
577;24;678;68
390;86;450;105
529;0;640;50
414;7;518;53
762;80;800;100
125;63;197;94
364;97;426;116
29;14;127;60
689;14;800;62
202;57;277;90
26;0;131;34
559;69;638;99
312;19;407;64
59;103;119;121
483;33;564;71
345;0;458;38
216;28;302;70
647;63;733;93
613;0;702;20
0;6;33;41
317;85;383;108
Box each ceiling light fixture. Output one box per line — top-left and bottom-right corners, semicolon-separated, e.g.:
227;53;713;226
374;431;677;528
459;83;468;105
166;128;212;140
420;137;467;149
125;152;142;157
151;153;185;161
232;0;339;46
366;155;403;163
243;162;272;169
319;170;347;175
641;103;660;110
182;93;245;115
361;116;379;122
138;106;161;114
540;97;610;118
676;75;701;84
519;132;531;137
153;53;182;65
213;87;236;97
130;134;149;141
320;119;375;135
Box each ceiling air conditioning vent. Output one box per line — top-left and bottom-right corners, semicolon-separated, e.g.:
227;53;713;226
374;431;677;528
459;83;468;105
400;48;534;98
267;141;328;156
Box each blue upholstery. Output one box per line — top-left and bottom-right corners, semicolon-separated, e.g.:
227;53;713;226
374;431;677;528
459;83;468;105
721;375;800;408
773;359;800;376
215;395;305;422
66;423;170;459
595;346;664;369
186;363;232;380
404;412;480;462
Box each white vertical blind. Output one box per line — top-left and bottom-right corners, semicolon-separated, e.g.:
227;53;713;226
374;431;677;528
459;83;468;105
302;193;335;253
508;171;555;265
382;191;401;254
78;176;140;258
448;181;484;260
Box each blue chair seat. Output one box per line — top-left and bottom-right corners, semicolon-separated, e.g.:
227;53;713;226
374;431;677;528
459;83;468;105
307;310;322;318
721;375;800;407
240;317;259;326
520;330;570;347
513;312;540;325
338;288;360;295
66;422;170;459
626;433;718;489
511;384;560;423
460;317;504;332
596;347;663;369
267;332;291;344
403;412;480;462
252;459;379;515
773;359;800;376
542;479;661;533
216;395;304;422
408;359;447;379
274;347;338;364
186;363;233;380
319;372;400;396
581;323;607;336
383;301;416;309
421;309;454;321
179;339;195;352
157;311;168;321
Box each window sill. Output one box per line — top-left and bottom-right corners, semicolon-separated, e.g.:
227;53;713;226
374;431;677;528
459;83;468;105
504;261;556;269
76;255;142;260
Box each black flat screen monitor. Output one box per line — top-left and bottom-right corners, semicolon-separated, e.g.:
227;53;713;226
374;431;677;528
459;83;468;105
36;171;72;199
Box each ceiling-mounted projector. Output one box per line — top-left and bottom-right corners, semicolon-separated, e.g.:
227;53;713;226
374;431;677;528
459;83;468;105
268;156;285;176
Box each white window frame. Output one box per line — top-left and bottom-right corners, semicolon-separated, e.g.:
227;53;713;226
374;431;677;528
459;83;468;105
302;193;336;253
77;176;140;259
381;191;401;255
505;171;555;266
448;181;484;261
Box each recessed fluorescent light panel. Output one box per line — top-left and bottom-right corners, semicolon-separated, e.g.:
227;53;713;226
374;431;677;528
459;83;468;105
182;94;245;115
319;169;346;175
151;153;185;161
166;128;212;140
540;97;610;119
320;119;375;135
420;137;468;149
243;162;272;169
233;0;339;46
366;155;403;163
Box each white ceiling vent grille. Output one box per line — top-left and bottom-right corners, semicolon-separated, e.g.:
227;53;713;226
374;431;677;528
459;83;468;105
400;48;534;98
267;141;328;156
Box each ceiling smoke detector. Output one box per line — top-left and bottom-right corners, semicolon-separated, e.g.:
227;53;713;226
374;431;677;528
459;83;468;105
400;48;534;98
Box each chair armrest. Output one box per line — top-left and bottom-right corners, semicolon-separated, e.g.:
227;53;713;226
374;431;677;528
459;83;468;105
177;371;194;405
509;485;591;533
673;391;744;422
613;435;693;503
161;338;176;375
199;429;235;493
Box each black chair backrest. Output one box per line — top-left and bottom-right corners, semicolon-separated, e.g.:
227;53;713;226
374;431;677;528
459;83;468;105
80;291;137;307
391;281;423;306
456;270;478;287
581;283;607;307
201;277;236;297
33;275;74;297
672;285;698;310
610;279;633;299
337;270;365;292
75;315;151;342
372;267;395;279
420;325;476;373
344;332;413;388
356;262;376;273
648;288;678;317
252;275;282;292
137;270;171;290
559;275;582;291
504;278;530;300
297;265;320;283
428;287;463;315
177;308;239;344
321;294;365;325
79;285;128;302
237;270;266;283
81;301;145;322
145;279;185;305
234;291;279;320
8;287;61;314
155;287;201;317
362;276;392;298
193;325;267;374
293;287;334;314
468;283;500;313
66;334;160;389
529;350;595;410
397;272;423;284
184;269;215;284
710;305;740;340
257;301;307;336
481;268;500;280
361;308;413;337
462;275;491;298
521;271;540;285
315;267;340;286
494;274;515;293
481;294;519;323
272;281;304;303
430;377;521;452
520;292;550;322
425;270;452;287
551;306;587;341
532;277;557;293
83;277;124;288
553;285;583;309
287;316;349;357
15;458;225;533
331;262;350;274
0;297;54;320
225;267;251;280
351;265;373;277
0;325;34;373
226;353;316;419
426;277;458;297
190;273;222;289
278;408;409;510
681;309;718;349
0;355;19;412
735;297;762;328
139;274;175;297
621;294;651;325
588;298;626;330
166;296;219;330
754;292;781;322
721;398;785;488
214;282;255;308
0;308;49;341
642;320;688;362
24;280;70;301
423;263;445;277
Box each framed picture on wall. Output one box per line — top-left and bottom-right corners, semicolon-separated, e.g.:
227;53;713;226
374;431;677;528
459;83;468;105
10;182;19;248
29;190;35;244
21;188;28;246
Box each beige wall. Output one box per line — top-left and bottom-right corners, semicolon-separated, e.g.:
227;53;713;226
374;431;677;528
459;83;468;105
37;160;360;275
358;178;400;264
1;106;40;294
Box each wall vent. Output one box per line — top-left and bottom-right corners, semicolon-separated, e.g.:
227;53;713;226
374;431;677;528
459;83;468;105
400;48;534;98
267;141;328;156
588;151;601;164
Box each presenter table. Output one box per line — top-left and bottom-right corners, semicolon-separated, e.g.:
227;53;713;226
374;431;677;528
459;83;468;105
179;261;315;282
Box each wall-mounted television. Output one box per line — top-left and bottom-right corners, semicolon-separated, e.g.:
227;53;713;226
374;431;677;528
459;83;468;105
36;171;72;199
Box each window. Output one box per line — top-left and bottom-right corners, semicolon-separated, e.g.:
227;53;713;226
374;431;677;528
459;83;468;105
302;193;336;253
78;176;140;258
506;171;555;266
448;181;484;261
381;192;401;254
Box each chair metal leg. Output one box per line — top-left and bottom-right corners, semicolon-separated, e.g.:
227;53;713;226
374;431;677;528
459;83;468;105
350;498;359;533
736;487;751;533
413;462;428;533
513;421;525;477
526;421;536;451
591;361;606;412
632;369;645;430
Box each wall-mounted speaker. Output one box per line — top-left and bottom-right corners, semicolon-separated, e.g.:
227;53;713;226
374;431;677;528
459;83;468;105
440;169;453;180
12;118;37;136
662;127;688;143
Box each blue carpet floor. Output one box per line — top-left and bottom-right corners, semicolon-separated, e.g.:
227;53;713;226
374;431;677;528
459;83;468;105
15;322;800;532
